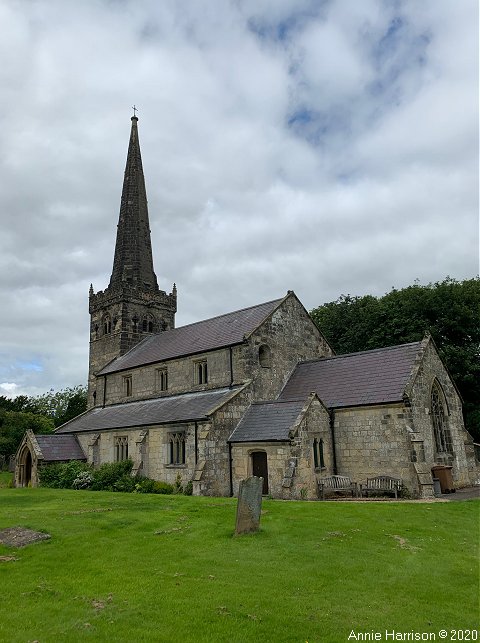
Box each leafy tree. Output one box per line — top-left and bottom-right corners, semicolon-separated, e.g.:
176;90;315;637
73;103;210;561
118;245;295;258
25;385;87;427
0;385;87;459
0;411;54;459
310;277;480;440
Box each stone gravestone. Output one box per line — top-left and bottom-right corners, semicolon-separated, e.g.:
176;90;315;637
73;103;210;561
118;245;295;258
235;476;263;535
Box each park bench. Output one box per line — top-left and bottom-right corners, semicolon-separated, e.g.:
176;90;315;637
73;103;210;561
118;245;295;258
359;476;403;499
318;475;358;500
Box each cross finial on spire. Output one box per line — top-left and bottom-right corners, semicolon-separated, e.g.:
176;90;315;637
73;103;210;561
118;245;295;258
132;105;138;118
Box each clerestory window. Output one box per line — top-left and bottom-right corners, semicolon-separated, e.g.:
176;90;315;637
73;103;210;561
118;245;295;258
156;368;168;392
123;375;132;397
195;360;208;385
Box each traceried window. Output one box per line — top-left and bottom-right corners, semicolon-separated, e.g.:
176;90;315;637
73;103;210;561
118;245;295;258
431;381;453;454
195;360;208;385
115;436;129;462
123;375;132;397
313;438;325;469
169;432;186;465
155;368;168;392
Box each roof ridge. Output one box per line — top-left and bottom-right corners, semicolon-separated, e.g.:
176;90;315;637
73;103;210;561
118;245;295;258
171;296;284;333
296;341;423;365
250;398;306;407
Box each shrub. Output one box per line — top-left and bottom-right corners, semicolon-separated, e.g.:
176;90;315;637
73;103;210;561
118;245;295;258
152;480;174;495
113;474;138;493
183;480;193;496
39;460;92;489
134;478;157;494
90;459;134;491
72;471;93;490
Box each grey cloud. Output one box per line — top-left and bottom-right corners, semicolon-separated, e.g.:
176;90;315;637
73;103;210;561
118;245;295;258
0;0;477;397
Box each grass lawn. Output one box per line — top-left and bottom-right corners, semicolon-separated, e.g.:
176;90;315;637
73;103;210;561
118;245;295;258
0;471;13;488
0;488;478;643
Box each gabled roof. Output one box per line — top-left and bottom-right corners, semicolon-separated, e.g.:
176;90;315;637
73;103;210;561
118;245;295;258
98;297;285;375
228;399;307;443
35;434;86;461
56;386;243;434
279;342;422;409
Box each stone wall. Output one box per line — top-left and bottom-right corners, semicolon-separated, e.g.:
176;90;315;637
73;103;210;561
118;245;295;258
88;284;176;408
102;347;232;405
406;339;477;487
234;294;333;402
231;397;332;500
76;423;198;488
195;385;253;497
333;403;419;493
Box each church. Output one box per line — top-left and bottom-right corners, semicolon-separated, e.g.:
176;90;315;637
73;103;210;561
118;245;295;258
15;116;478;498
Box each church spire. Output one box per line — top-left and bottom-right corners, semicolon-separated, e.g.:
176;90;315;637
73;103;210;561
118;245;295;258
109;115;158;291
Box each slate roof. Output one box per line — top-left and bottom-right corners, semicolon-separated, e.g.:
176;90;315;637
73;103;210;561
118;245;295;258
98;297;284;375
56;387;242;434
228;400;306;443
279;342;422;408
35;434;86;461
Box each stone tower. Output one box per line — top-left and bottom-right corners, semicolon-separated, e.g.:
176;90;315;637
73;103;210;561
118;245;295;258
87;116;177;408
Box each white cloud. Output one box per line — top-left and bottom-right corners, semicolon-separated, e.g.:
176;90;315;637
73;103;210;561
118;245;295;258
0;0;477;397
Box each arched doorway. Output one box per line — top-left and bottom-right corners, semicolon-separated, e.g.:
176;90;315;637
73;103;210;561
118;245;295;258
18;447;33;487
251;451;268;494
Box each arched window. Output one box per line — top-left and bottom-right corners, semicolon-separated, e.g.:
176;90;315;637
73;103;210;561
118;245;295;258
169;432;186;465
103;315;112;335
259;344;272;368
142;315;155;333
431;381;453;454
313;438;325;469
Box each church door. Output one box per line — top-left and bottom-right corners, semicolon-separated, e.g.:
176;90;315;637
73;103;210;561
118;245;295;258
251;451;268;494
24;451;32;486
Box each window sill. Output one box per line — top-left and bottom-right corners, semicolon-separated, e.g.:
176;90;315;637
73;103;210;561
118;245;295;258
166;464;187;469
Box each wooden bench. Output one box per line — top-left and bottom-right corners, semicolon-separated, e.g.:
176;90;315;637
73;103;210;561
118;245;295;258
360;476;403;499
318;475;358;500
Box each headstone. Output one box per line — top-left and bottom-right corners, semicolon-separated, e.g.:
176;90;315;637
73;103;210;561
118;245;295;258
235;476;263;535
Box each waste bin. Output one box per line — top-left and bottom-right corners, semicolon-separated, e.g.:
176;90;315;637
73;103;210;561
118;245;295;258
431;465;455;494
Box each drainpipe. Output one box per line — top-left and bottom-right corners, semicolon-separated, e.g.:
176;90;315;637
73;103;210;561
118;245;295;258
194;422;198;465
329;409;338;475
102;375;107;408
228;442;234;497
229;346;234;387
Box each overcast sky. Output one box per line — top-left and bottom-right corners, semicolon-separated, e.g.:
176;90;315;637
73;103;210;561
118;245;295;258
0;0;478;399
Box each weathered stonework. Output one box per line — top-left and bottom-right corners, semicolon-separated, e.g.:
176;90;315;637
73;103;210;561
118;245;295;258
16;118;478;497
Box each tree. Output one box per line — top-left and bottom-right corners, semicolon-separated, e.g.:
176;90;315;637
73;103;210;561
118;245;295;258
310;277;480;440
0;385;87;460
26;385;87;427
0;411;54;459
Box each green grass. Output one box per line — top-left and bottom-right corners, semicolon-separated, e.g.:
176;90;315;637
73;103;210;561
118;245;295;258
0;471;13;488
0;489;478;643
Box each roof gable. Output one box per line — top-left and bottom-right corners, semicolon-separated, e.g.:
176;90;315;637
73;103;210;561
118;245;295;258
98;297;284;375
228;399;307;442
279;342;422;408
